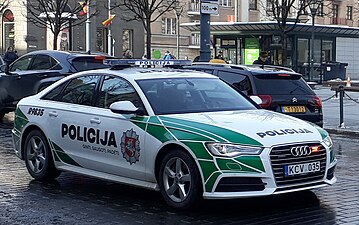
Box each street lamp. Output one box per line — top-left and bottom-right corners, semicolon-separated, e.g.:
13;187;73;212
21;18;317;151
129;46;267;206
309;0;320;82
173;2;184;59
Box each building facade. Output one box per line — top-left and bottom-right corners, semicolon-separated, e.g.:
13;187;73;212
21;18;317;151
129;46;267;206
151;0;359;80
0;0;144;58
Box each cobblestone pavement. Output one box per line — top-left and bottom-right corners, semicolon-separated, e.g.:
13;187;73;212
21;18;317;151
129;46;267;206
0;114;358;225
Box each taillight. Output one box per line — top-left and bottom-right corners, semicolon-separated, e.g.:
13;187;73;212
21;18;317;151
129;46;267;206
313;96;322;108
257;95;272;108
95;55;106;62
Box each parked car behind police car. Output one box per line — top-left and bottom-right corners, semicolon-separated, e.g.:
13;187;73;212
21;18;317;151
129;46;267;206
12;60;337;209
0;50;115;120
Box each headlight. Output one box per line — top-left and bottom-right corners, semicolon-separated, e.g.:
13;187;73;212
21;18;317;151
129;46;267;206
323;136;333;148
206;143;263;157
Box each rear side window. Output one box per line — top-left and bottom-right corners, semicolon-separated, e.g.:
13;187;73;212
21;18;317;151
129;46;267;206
253;74;314;95
29;54;61;70
71;57;111;71
218;70;253;95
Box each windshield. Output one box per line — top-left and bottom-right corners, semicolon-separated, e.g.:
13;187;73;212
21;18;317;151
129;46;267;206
252;74;315;95
137;77;256;115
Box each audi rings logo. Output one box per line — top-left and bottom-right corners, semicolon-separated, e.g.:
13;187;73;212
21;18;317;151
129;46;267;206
290;145;311;157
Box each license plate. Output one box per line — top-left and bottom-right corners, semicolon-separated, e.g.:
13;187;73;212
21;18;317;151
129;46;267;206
282;106;306;113
284;161;320;176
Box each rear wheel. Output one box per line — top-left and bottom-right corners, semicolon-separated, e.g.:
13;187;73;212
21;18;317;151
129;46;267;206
0;110;5;121
24;130;61;180
159;150;202;209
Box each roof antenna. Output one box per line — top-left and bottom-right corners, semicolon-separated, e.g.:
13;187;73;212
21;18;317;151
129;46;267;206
261;63;264;69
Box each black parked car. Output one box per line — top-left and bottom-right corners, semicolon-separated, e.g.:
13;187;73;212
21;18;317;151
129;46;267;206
186;63;323;127
0;50;115;120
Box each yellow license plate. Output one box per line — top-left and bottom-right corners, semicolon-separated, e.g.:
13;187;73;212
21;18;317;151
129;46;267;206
282;106;306;113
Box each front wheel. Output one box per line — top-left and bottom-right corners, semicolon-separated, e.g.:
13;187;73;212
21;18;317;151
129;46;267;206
24;130;61;180
159;150;202;209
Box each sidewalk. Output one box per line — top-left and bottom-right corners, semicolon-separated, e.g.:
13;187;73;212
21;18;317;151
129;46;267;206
314;85;359;135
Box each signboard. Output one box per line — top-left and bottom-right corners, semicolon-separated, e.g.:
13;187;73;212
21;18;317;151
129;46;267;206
201;0;219;15
244;38;259;65
201;2;219;14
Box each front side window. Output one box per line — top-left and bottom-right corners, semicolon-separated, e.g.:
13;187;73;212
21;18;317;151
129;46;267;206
97;76;143;109
9;56;33;72
44;75;100;106
137;77;256;115
29;54;60;70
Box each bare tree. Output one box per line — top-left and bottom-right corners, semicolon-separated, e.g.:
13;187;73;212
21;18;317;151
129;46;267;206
25;0;96;50
113;0;180;59
0;0;10;14
260;0;323;66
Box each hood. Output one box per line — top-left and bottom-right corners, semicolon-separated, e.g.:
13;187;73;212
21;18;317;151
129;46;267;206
158;109;326;147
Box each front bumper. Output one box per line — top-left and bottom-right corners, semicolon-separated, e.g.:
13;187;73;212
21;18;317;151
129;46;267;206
201;143;337;199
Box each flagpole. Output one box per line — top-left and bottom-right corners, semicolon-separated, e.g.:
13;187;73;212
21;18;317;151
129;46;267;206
107;0;113;56
86;0;91;52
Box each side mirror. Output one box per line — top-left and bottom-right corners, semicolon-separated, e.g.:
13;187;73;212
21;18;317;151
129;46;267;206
250;96;263;105
109;101;145;116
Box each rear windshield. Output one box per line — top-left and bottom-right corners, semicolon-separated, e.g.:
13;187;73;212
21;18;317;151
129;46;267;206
252;74;314;95
71;57;111;71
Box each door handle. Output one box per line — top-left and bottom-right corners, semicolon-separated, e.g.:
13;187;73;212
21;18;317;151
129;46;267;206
90;118;101;124
49;111;58;117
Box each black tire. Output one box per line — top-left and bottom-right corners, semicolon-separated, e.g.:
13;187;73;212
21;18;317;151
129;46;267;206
24;130;61;180
0;110;5;121
159;150;202;209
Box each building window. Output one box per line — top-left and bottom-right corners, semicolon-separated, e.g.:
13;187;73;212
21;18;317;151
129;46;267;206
219;0;232;7
317;3;324;17
332;4;339;18
191;33;200;46
346;6;353;20
249;0;257;10
122;29;133;53
162;17;176;35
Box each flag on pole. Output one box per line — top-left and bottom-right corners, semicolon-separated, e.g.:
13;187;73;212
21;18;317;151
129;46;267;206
102;15;115;27
79;2;88;16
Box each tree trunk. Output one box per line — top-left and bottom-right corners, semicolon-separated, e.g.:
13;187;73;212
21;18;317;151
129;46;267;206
281;33;288;66
146;19;152;59
53;30;60;50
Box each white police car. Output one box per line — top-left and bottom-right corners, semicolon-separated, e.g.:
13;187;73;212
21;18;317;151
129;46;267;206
12;60;337;209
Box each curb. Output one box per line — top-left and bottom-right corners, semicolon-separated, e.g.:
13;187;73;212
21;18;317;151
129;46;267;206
325;127;359;136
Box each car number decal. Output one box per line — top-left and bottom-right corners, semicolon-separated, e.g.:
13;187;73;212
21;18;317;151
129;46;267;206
27;107;44;116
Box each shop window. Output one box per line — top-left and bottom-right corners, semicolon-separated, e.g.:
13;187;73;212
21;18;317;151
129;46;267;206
96;27;107;52
2;10;15;53
122;29;133;53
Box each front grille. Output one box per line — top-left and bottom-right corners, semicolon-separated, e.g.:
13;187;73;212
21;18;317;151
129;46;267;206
215;177;266;192
270;143;327;187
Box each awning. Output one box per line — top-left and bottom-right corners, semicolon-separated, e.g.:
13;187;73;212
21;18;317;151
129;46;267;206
180;21;359;38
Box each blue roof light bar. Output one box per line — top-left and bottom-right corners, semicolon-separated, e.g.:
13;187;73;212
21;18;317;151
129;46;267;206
103;59;192;68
